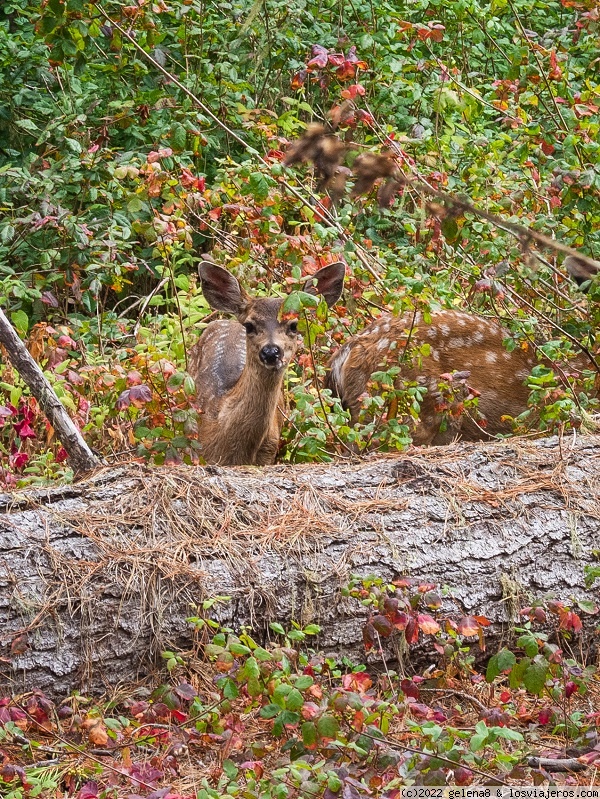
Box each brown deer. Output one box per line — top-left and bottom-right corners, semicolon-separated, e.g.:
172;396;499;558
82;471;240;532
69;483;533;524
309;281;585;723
188;261;345;465
325;308;597;446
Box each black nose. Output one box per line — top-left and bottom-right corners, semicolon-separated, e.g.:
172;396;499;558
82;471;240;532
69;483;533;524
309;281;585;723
259;345;283;366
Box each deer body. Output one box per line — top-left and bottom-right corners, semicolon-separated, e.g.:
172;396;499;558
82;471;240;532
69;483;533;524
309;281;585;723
326;310;541;444
188;261;345;466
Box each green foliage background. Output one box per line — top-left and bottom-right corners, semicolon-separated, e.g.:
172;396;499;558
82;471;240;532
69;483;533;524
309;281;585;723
0;0;599;480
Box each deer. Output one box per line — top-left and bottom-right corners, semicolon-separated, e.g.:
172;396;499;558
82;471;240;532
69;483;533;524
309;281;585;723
325;305;598;446
188;260;346;466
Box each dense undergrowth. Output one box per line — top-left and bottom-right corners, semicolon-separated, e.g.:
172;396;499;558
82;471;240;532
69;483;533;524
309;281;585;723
1;0;600;482
0;580;599;797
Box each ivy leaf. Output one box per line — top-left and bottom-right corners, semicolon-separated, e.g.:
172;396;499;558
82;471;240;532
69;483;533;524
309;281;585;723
523;660;549;695
497;648;517;672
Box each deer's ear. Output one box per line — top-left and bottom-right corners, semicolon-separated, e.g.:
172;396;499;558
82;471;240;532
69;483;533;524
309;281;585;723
303;261;346;307
199;262;249;315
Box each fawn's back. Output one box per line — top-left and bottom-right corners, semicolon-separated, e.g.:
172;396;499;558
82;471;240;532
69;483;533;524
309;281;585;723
326;310;546;444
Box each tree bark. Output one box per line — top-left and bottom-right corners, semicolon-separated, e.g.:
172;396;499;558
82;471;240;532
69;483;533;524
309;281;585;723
0;434;598;699
0;308;99;473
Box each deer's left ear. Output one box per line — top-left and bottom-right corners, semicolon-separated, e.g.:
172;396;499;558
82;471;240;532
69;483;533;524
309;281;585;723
303;261;346;307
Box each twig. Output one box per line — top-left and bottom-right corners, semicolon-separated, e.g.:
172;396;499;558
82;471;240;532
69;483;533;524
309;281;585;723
347;725;510;785
527;756;588;772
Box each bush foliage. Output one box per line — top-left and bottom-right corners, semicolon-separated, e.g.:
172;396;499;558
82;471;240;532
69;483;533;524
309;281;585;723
1;0;599;481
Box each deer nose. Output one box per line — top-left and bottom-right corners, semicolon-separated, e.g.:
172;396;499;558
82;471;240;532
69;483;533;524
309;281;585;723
259;344;283;367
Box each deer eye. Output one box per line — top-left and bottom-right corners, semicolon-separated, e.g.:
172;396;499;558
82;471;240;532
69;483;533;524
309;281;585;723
243;321;257;335
288;320;298;334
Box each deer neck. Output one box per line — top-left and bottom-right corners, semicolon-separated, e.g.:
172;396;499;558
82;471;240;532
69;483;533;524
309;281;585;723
215;361;284;464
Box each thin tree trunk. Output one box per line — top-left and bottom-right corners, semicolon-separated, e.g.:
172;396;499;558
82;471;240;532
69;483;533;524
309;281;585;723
0;308;99;473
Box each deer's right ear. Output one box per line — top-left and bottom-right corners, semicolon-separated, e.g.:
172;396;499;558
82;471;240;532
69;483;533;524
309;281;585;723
304;261;346;307
199;262;249;315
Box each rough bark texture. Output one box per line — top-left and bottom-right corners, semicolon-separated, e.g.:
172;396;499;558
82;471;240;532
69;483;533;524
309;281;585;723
1;434;599;699
0;308;99;473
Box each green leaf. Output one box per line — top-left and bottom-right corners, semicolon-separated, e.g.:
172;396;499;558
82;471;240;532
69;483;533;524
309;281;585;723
167;372;185;390
270;622;286;636
15;118;40;132
523;660;549;695
222;759;238;779
294;675;314;690
247;172;272;201
246;676;262;697
272;683;292;707
127;197;146;214
204;644;225;657
316;714;340;739
171;123;187;152
253;647;272;662
302;623;321;635
509;657;531;689
229;642;251;656
10;310;29;336
470;732;488;752
239;655;259;680
222;678;239;699
285;688;304;712
260;704;281;719
486;654;500;683
497;648;517;671
493;727;524;741
517;631;540;658
301;721;317;747
577;599;598;614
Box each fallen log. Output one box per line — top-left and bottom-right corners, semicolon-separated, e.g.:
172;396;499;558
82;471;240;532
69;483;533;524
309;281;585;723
1;434;599;699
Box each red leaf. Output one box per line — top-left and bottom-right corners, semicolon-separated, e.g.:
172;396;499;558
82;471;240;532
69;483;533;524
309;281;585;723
454;767;474;786
457;615;481;637
13;420;36;439
409;702;432;719
291;70;307;89
116;389;131;410
41;291;59;307
400;678;419;699
356;109;375;127
417;613;441;635
342;672;373;693
129;384;153;407
362;622;375;651
405;617;419;644
372;614;394;637
307;44;328;69
389;610;408;630
174;683;197;701
340;83;365;100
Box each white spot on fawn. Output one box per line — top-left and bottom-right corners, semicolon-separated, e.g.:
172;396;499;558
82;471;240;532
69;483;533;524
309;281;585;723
377;338;390;351
440;324;451;336
473;331;484;343
486;351;498;364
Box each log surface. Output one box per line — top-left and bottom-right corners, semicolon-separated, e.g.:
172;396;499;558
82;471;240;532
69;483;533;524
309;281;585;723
1;435;599;698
